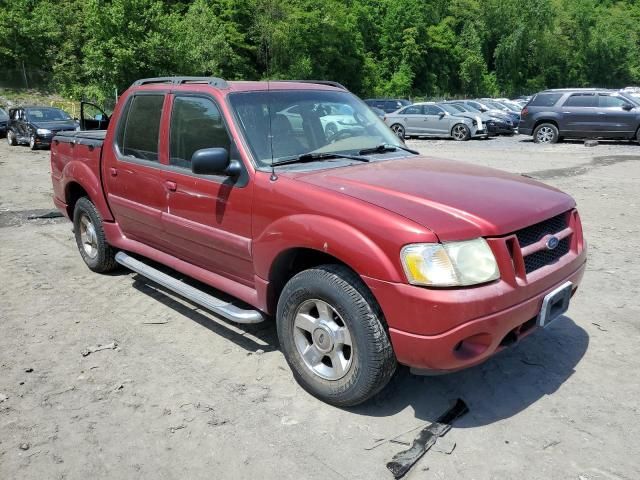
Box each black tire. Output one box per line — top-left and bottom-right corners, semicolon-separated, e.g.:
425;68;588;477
533;123;559;144
29;135;37;150
390;123;405;140
6;130;17;146
73;197;118;273
451;123;471;141
636;127;640;144
276;264;396;407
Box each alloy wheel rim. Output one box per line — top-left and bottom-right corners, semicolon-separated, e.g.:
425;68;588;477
453;125;467;140
392;125;404;137
79;214;98;259
293;299;353;380
537;126;554;143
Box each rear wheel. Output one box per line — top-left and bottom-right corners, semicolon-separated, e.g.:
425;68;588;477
6;130;17;146
73;197;118;273
390;123;405;140
451;123;470;141
276;265;396;407
533;123;559;144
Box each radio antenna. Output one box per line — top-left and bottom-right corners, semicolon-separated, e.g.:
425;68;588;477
264;0;277;181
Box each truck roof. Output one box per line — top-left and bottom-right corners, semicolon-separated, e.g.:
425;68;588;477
131;77;347;93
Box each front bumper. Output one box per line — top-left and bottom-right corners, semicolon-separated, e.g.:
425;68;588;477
363;211;586;371
379;261;585;372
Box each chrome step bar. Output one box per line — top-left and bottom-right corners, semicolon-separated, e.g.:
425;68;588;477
115;251;264;324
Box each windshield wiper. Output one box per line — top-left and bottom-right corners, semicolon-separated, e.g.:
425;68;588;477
358;143;420;155
271;152;370;167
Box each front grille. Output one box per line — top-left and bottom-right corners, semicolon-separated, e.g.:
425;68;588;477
515;212;568;248
524;237;570;274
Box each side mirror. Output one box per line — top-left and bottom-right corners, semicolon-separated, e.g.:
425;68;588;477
438;112;446;118
622;103;634;111
480;107;488;112
191;148;240;176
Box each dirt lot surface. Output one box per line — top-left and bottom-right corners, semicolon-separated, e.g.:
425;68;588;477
1;135;639;480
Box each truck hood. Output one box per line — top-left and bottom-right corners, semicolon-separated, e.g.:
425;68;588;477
293;156;575;240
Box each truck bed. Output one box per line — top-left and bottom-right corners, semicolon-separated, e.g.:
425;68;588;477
54;130;107;147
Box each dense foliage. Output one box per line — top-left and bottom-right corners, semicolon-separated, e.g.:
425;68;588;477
1;0;639;101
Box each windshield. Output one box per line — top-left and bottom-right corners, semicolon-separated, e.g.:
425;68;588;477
26;107;72;122
456;103;480;113
439;104;463;115
229;90;403;166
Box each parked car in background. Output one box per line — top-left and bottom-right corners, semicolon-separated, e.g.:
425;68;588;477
384;102;483;140
446;101;515;135
0;108;8;137
364;98;411;113
519;88;640;144
50;76;586;407
279;102;362;139
6;106;77;149
369;106;386;119
479;99;521;127
436;103;497;136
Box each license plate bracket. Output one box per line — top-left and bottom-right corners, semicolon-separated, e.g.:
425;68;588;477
537;281;573;328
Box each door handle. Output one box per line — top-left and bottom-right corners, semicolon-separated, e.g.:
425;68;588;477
165;181;177;192
109;167;117;177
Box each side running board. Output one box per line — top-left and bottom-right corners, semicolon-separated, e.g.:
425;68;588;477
115;252;264;324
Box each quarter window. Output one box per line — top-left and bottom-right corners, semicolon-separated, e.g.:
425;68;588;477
564;94;597;108
120;95;164;162
529;93;563;107
169;96;231;169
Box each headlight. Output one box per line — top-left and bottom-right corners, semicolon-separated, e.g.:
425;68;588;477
36;128;52;135
400;238;499;287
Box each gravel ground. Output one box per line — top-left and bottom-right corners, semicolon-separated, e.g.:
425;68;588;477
1;135;639;480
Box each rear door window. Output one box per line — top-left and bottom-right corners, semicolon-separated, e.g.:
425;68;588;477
169;96;231;170
119;94;165;162
529;93;563;107
563;94;597;108
400;105;422;115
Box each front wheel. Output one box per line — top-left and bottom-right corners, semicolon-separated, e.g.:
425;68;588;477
6;130;17;146
533;123;559;144
276;265;396;407
29;135;37;150
451;123;470;141
73;197;118;273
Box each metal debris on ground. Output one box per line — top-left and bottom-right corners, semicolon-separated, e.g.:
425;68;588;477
81;341;118;357
386;399;469;479
19;443;30;451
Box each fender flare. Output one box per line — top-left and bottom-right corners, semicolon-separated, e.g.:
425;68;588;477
61;160;113;221
253;214;402;283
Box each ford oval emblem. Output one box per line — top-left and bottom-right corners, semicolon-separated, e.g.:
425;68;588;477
546;236;560;250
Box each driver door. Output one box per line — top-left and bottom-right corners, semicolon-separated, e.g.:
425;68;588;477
80;102;110;131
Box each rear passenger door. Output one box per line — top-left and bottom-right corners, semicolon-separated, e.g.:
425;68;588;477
162;94;255;286
559;93;599;135
397;105;424;135
102;93;169;250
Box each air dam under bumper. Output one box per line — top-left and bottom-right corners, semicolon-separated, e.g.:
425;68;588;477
365;260;586;372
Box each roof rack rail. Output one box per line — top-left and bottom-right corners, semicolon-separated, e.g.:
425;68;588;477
132;76;228;88
271;80;348;91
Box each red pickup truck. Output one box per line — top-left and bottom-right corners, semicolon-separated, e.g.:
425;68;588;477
51;77;586;406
